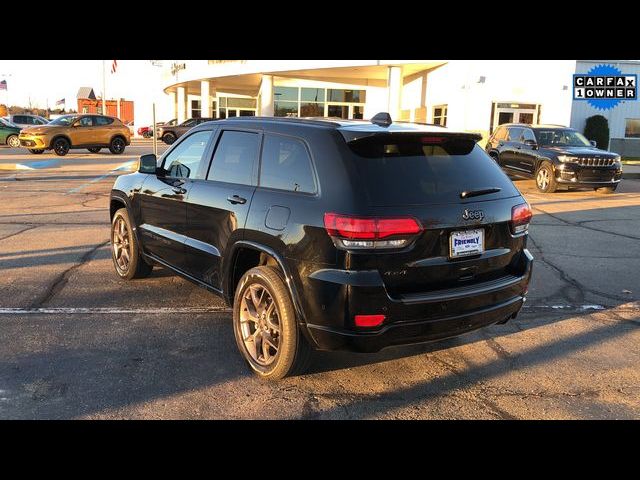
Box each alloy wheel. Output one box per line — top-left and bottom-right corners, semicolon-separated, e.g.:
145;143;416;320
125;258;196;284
537;168;549;190
239;284;281;366
7;136;20;148
112;216;131;273
54;139;69;155
112;138;125;153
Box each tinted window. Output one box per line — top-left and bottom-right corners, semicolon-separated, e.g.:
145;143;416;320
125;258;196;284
207;131;259;185
13;116;25;124
507;127;523;141
181;119;196;127
522;129;536;142
348;136;518;206
163;130;212;179
260;135;316;193
94;116;114;126
534;129;591;147
77;116;93;127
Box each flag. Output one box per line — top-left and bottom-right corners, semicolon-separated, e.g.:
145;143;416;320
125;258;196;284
56;98;65;106
0;80;6;91
111;60;118;74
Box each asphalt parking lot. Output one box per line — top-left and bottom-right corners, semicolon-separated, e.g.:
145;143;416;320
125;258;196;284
0;143;639;419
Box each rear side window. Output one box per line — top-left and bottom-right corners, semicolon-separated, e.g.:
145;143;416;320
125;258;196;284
492;126;507;141
207;130;259;186
13;116;25;124
347;135;519;206
259;134;316;193
94;116;114;126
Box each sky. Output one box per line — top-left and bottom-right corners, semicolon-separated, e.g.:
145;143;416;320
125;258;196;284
0;60;171;125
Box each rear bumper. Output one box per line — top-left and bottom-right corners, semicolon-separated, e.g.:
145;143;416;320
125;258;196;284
304;249;533;352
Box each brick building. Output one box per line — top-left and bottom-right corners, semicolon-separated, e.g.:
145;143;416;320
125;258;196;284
76;87;134;124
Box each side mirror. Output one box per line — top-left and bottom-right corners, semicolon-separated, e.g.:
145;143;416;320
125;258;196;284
138;153;157;174
524;139;538;149
590;140;597;147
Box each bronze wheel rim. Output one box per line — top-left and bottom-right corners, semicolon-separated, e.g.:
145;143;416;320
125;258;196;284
239;284;280;366
112;216;131;273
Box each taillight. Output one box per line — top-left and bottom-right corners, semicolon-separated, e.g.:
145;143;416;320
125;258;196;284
511;203;532;234
324;213;422;250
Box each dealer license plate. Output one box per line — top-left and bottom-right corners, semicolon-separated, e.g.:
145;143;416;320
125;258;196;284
450;229;484;258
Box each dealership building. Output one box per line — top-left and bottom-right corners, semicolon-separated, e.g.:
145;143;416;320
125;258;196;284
160;60;640;152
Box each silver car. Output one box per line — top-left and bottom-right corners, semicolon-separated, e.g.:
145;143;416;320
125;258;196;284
5;114;50;128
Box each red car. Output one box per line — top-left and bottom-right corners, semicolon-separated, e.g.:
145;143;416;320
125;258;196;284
137;126;152;138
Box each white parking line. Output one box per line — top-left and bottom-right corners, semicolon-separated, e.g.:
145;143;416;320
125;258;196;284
65;160;137;195
0;307;232;315
0;304;637;315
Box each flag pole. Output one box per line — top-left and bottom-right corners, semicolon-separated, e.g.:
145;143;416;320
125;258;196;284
102;60;106;115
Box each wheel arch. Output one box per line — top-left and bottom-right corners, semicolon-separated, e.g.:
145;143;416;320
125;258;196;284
49;134;72;149
224;241;307;326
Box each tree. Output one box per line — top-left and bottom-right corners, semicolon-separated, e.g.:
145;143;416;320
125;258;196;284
584;115;610;150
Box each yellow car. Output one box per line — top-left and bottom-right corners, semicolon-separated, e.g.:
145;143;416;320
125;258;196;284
19;114;131;156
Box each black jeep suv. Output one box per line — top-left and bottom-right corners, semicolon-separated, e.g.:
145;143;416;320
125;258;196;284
110;114;533;379
485;124;623;193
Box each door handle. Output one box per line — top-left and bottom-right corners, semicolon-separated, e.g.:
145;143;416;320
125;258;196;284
172;187;187;195
227;195;247;205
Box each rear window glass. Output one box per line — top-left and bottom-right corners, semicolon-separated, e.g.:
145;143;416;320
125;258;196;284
260;134;316;193
347;135;519;206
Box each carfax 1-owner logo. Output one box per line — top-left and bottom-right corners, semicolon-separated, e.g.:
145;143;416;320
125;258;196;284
574;64;637;110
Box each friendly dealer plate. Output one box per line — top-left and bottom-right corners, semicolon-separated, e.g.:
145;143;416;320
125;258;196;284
449;229;484;258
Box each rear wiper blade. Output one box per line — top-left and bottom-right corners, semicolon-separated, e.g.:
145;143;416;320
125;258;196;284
460;187;502;199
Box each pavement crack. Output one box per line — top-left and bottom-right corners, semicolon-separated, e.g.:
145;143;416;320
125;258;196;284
528;234;629;303
29;240;110;308
0;224;38;242
532;205;640;241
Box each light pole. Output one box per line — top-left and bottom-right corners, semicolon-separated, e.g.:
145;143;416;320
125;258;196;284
149;61;164;157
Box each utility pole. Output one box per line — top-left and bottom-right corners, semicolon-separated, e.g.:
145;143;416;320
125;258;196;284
102;60;106;115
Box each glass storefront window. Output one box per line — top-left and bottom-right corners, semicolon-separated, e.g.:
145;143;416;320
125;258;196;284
301;88;325;102
191;100;202;118
274;87;298;102
228;97;257;109
327;89;366;103
274;101;298;117
274;87;364;119
300;103;324;117
625;119;640;138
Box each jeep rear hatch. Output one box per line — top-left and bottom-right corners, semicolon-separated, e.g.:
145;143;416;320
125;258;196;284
342;132;519;206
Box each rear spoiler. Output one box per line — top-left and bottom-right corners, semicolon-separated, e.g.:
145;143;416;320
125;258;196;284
339;129;483;144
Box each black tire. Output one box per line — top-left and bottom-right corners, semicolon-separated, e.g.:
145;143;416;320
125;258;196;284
29;149;44;154
109;137;126;154
110;208;153;280
596;185;618;194
142;131;152;138
6;135;20;148
162;132;177;145
52;137;70;156
233;266;312;380
88;147;101;153
535;161;558;193
489;152;499;164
